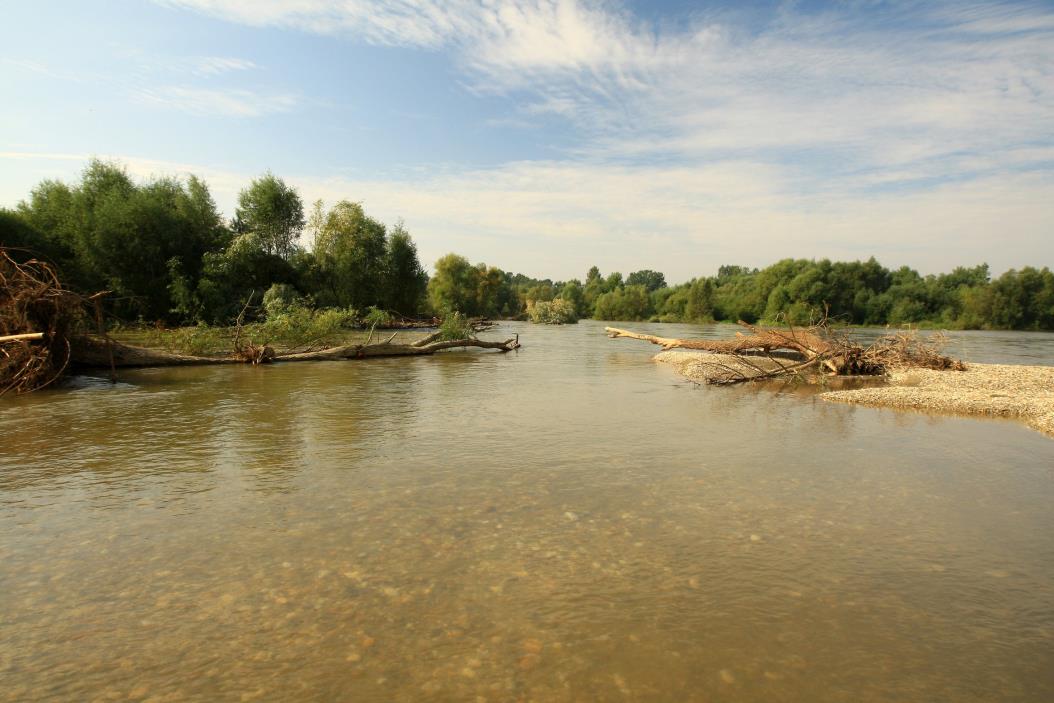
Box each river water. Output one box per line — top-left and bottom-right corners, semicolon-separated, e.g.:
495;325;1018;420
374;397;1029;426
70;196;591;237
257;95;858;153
2;321;1053;702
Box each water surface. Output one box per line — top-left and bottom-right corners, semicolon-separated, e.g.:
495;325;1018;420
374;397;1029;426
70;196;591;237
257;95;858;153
2;321;1053;701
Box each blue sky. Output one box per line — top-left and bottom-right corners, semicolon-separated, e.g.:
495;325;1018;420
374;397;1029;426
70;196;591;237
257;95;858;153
2;0;1052;281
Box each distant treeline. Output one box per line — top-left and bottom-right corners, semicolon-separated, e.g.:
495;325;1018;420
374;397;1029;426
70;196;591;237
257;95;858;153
2;160;1051;330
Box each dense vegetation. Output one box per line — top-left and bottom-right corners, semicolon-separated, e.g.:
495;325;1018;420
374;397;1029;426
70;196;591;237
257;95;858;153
1;160;1051;330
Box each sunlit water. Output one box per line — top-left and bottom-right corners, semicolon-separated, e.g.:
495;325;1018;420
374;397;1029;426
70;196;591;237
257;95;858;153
2;321;1053;702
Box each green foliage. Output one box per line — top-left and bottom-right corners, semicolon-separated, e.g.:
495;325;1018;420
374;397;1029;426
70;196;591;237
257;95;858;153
527;298;578;324
0;208;70;267
162;322;228;356
593;284;652;321
626;269;667;292
17;160;229;321
427;255;520;317
311;200;388;309
259;304;358;346
384;222;428;315
429;253;479;315
438;311;472;340
364;306;392;328
262;283;301;319
558;280;587;317
235;173;305;259
8;158;1052;332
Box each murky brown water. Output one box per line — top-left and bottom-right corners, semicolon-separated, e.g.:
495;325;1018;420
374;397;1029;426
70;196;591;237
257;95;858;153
2;321;1053;702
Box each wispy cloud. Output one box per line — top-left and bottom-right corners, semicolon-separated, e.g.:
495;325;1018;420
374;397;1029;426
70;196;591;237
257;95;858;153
189;56;258;76
5;2;1051;276
154;1;1054;177
133;86;298;117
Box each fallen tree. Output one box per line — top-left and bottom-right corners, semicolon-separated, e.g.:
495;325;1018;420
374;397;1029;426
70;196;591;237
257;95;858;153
69;330;520;368
606;320;963;385
1;248;520;395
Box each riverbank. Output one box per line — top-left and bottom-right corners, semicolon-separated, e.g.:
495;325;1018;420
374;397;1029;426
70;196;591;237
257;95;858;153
655;350;1054;438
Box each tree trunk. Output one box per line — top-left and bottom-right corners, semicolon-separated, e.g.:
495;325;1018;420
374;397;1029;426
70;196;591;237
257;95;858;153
69;333;520;369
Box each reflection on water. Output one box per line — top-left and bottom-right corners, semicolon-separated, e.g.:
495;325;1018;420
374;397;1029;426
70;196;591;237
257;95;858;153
2;321;1053;701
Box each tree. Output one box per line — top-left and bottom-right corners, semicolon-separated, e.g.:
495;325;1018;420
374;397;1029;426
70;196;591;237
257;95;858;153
583;266;605;314
16;160;229;321
383;221;428;315
428;253;480;315
684;278;715;321
593;284;652;321
559;279;587;317
312;201;388;309
235;173;305;259
626;269;667;292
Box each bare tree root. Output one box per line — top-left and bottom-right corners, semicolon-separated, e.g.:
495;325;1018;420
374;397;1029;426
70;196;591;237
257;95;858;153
0;251;89;396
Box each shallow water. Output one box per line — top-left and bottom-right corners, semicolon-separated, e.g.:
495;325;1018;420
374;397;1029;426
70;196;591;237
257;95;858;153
2;321;1053;702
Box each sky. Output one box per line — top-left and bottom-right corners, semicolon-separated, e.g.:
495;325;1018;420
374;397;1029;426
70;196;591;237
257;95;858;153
1;0;1052;282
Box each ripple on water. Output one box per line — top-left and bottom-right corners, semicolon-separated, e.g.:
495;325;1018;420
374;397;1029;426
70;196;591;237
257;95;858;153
1;321;1053;701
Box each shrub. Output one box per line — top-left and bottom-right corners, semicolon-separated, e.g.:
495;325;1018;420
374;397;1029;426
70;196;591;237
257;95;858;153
259;304;358;346
262;283;301;319
363;305;392;328
438;311;472;340
527;298;578;324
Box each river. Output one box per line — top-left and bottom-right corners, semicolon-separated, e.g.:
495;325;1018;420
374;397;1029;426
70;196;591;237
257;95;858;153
2;320;1053;702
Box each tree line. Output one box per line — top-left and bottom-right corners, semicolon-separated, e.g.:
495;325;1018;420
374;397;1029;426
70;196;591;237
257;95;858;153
2;160;1051;330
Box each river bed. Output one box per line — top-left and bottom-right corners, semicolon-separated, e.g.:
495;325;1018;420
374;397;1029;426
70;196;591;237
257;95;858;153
2;321;1053;702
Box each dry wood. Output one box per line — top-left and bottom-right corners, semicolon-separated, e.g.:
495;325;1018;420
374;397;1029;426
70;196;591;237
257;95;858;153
0;332;45;343
1;251;87;395
68;332;520;368
607;320;962;385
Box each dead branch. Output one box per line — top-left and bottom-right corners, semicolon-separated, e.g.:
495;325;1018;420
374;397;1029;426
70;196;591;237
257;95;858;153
0;250;89;395
0;332;45;343
607;321;963;385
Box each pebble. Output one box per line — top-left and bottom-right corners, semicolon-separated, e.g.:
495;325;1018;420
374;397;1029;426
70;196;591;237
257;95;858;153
518;654;540;671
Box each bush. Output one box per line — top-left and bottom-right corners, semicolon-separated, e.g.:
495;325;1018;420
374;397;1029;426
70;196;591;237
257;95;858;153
363;305;392;328
164;322;228;356
259;304;358;345
262;283;301;319
527;298;578;324
438;311;472;340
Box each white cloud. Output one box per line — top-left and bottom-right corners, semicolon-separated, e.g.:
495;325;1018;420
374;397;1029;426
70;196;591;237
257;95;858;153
153;1;1054;175
4;3;1051;277
190;56;258;76
134;86;298;117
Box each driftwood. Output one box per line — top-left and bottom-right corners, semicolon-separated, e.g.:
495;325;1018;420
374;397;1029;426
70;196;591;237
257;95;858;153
1;251;88;395
0;332;45;343
607;320;963;385
69;332;520;369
